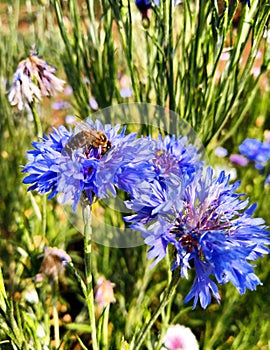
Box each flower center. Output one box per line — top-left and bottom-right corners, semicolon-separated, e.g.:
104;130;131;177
153;151;180;176
170;202;233;252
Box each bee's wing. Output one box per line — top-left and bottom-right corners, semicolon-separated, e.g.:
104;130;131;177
74;117;106;133
73;120;97;136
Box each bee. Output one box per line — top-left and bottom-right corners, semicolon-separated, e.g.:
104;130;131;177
64;122;112;157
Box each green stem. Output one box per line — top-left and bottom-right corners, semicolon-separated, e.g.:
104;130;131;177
0;265;7;312
82;202;98;350
167;0;175;118
42;196;47;241
29;102;43;138
131;269;181;350
52;283;60;349
101;305;110;350
67;261;87;296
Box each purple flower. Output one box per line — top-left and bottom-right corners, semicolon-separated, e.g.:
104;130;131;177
120;88;133;99
23;119;156;210
229;154;248;167
8;45;65;110
126;167;269;309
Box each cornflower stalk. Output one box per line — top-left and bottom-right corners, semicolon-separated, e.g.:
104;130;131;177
52;282;60;349
82;201;98;350
67;205;98;350
29;102;43;140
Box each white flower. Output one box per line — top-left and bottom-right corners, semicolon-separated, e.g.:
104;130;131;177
37;324;46;339
24;288;39;304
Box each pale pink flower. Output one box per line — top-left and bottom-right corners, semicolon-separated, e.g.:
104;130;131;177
220;51;230;61
162;324;199;350
94;276;116;312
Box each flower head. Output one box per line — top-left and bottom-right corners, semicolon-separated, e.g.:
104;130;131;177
126;167;269;309
23;118;156;210
94;276;116;313
238;138;270;184
214;146;228;158
135;0;159;12
153;134;202;187
125;134;202;225
8;45;65;110
162;324;199;350
229;154;248;167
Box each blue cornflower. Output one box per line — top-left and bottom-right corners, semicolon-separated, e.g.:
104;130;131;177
126;167;269;309
239;138;270;184
23;118;156;210
239;138;270;170
125;134;202;224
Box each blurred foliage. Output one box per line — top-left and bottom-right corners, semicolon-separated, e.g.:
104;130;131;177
0;0;269;349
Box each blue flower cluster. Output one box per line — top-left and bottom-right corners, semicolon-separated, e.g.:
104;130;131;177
239;138;270;184
23;120;269;309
